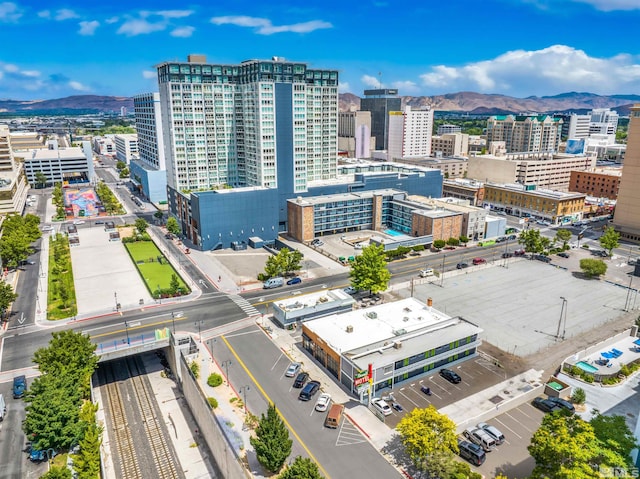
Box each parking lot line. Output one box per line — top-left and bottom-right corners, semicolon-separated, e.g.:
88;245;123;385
271;353;285;371
421;379;444;399
398;389;422;408
495;417;523;440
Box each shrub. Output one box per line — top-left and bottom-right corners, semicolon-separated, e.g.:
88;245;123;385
412;245;425;252
189;361;200;379
571;387;586;404
207;397;218;409
602;376;619;385
583;374;595;383
569;365;582;377
207;373;223;387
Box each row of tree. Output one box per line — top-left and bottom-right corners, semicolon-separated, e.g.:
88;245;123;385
0;213;42;268
95;181;124;215
115;160;130;179
25;331;101;479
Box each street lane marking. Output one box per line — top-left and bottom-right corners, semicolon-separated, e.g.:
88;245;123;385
221;335;331;479
225;330;261;338
336;419;367;447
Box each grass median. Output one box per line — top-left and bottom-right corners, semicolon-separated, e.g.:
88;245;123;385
124;240;189;298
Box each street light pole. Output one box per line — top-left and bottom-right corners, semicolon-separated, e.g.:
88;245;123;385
440;253;446;287
556;296;567;341
157;284;162;304
195;321;203;342
124;321;130;345
240;386;250;413
114;291;119;311
222;360;232;385
171;311;176;334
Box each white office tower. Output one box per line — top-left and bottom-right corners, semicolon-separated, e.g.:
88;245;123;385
156;55;339;194
387;106;434;159
589;108;619;137
567;114;591;140
133;92;166;171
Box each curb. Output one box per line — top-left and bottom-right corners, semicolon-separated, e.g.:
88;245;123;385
344;413;371;439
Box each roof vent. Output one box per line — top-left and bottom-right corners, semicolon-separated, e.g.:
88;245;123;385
393;341;403;349
403;317;409;322
366;311;378;319
346;325;354;333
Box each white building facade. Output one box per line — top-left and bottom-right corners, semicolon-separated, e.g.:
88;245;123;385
387;106;434;159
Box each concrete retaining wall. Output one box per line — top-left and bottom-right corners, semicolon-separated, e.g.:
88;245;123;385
179;353;248;479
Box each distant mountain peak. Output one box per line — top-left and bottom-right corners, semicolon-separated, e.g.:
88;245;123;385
0;95;133;113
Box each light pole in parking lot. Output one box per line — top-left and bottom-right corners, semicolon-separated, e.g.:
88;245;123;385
556;297;568;341
240;386;250;413
440;253;446;287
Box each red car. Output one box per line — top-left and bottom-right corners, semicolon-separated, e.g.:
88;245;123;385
472;258;486;265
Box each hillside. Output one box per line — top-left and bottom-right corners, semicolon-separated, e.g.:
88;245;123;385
0;95;134;114
339;91;638;115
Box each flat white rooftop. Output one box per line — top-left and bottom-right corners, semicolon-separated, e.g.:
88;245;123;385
30;147;86;160
274;288;351;313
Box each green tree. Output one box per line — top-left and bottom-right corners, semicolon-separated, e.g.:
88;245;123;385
264;254;284;279
278;456;324;479
433;239;446;250
459;235;469;244
571;388;586;405
590;413;638;466
396;405;458;471
41;467;72;479
250;404;292;473
0;280;18;317
73;401;102;479
153;211;164;223
23;373;83;451
116;160;126;171
166;216;181;235
599;227;620;257
349;244;391;295
529;413;626;479
555;228;572;249
134;218;148;235
283;249;303;274
169;274;181;294
34;171;48;188
579;258;607;278
119;167;130;178
519;228;544;255
446;237;460;247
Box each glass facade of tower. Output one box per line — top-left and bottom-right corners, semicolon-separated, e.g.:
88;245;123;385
360;89;401;151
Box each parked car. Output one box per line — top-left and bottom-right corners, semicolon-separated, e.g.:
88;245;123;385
463;427;497;452
343;286;358;295
13;375;26;399
293;372;309;388
547;396;575;414
315;393;331;412
371;398;392;416
557;252;570;258
502;252;513;258
477;422;505;445
439;368;462;384
458;440;486;466
299;380;321;401
532;396;560;413
507;234;518;240
456;262;468;269
472;258;486;265
286;277;302;285
311;239;324;247
41;225;53;231
285;362;301;378
73;220;85;225
534;254;552;263
514;249;526;256
418;268;434;278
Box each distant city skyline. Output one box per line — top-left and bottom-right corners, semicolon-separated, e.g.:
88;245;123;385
1;0;640;100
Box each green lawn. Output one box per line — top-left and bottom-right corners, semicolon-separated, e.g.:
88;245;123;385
124;241;189;296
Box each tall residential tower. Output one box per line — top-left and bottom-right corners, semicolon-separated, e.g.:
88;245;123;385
613;104;640;242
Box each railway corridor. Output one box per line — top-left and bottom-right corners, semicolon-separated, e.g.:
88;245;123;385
97;356;185;479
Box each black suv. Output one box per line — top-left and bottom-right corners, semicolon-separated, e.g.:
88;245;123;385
532;397;560;413
456;262;468;269
458;440;486;466
298;380;320;401
439;368;462;384
547;396;575;414
293;372;309;388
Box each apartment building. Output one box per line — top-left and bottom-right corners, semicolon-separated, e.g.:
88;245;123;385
569;169;621;200
0;125;29;217
131;92;167;203
442;178;485;206
486;114;562;153
387;106;434;159
114;134;138;163
468;151;595;191
483;183;586;224
360;89;401;150
613;104;640;242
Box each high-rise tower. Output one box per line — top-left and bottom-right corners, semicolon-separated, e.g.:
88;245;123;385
360;89;401;151
613;104;640;241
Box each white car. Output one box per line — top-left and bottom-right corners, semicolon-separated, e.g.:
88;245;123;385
371;398;392;416
285;362;301;378
41;225;53;231
73;220;85;225
418;268;434;278
315;393;331;412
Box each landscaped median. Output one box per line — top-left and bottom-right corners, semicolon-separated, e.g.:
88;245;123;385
123;236;190;299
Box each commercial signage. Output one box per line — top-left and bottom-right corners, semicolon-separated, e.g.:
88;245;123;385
353;364;373;388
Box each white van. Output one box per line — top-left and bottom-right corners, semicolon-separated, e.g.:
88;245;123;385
463;427;496;452
263;277;284;289
0;393;6;421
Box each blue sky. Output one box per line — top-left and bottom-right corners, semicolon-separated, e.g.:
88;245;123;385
1;0;640;100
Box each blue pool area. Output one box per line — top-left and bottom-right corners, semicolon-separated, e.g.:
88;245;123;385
576;361;598;373
384;229;403;237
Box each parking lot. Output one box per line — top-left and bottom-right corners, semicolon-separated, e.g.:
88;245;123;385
378;357;508;429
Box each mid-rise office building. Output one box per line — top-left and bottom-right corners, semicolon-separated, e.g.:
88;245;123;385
387;106;434;159
410;196;488;241
23;139;94;186
613;104;640;241
566;114;591;140
93;136;115;156
360;89;401;150
131;92;168;203
114;134;138;163
467;151;595;191
569;168;621;200
590;108;619;136
431;133;469;158
486;114;562;153
338;111;373;159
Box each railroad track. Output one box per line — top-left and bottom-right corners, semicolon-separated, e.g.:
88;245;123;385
102;361;143;479
126;356;180;479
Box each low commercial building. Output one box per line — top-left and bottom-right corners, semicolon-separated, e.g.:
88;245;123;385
431;133;469;158
442;178;485;206
409;196;488;241
301;297;483;401
483;183;586;224
392;156;468;179
272;289;356;328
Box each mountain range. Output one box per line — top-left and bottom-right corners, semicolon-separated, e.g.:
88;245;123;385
0;92;638;116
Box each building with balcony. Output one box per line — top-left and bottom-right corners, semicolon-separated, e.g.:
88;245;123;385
301;297;483;401
0;125;29;218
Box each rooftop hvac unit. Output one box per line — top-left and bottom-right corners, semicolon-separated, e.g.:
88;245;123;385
393;341;402;349
346;325;354;333
366;311;378;319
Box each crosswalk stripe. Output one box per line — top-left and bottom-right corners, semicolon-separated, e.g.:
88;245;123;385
229;295;260;316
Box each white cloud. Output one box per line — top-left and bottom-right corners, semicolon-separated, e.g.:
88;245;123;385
171;26;194;37
117;18;166;36
105;16;119;24
3;63;18;72
2;63;40;78
210;15;332;35
361;74;383;89
21;70;40;78
37;9;50;19
338;82;350;93
419;44;640;96
391;80;420;95
156;10;193;19
79;20;100;36
55;9;79;21
69;81;90;92
0;2;22;22
142;70;157;79
568;0;640;11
